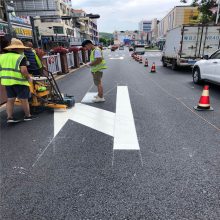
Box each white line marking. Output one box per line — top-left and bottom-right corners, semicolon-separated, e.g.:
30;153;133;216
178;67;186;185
32;137;54;167
109;57;124;60
81;92;97;103
114;86;140;150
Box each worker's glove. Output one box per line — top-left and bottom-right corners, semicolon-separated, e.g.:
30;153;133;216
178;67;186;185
28;77;33;83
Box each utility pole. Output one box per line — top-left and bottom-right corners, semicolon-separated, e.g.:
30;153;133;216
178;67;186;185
30;16;39;48
216;0;220;24
3;0;14;38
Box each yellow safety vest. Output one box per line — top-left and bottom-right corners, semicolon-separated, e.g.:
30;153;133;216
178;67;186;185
0;52;29;86
33;49;43;69
90;47;107;73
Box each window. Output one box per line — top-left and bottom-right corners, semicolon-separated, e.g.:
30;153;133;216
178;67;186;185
210;51;220;59
53;26;64;34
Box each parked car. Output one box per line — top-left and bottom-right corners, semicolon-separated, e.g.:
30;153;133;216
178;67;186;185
129;47;134;51
192;49;220;84
119;46;124;50
111;45;118;51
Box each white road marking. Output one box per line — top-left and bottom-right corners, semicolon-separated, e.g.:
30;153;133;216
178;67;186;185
81;92;97;103
144;52;162;57
114;86;140;150
109;57;124;60
33;86;140;166
54;103;115;137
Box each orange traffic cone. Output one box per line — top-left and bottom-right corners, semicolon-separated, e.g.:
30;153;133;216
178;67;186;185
144;58;148;67
150;62;156;73
139;56;143;63
194;85;213;111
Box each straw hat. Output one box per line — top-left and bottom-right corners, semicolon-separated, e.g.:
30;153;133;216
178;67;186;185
4;38;30;50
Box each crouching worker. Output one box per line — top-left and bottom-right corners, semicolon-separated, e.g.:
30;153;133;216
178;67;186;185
0;38;34;123
82;40;107;102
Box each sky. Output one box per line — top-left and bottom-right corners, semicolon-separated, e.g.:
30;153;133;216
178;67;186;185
71;0;186;33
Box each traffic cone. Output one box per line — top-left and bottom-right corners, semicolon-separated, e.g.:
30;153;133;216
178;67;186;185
194;85;213;111
150;62;156;73
139;56;143;63
144;58;148;67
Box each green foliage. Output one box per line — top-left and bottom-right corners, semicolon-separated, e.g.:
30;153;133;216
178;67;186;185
99;32;114;46
99;32;113;40
99;38;107;46
180;0;218;23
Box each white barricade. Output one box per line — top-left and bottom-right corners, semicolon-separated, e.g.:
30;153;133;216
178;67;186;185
66;52;74;68
78;51;83;64
43;53;62;74
85;51;89;62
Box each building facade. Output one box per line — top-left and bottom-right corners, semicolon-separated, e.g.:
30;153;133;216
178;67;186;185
14;1;99;48
113;30;141;45
139;20;152;33
14;0;76;48
0;0;33;49
158;6;199;40
151;18;159;44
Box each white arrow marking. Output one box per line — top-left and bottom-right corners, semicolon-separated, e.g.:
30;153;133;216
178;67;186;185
54;86;139;150
54;103;115;137
31;86;140;167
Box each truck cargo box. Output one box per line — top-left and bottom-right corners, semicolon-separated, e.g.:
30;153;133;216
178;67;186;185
162;25;220;69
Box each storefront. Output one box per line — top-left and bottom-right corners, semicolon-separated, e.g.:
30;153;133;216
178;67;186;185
12;23;32;41
10;15;33;41
0;22;10;53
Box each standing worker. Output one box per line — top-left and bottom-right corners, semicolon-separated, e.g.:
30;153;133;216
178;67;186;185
24;41;43;76
82;40;107;102
0;38;34;123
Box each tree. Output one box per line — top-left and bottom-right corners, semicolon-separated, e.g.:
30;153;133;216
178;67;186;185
99;37;107;46
180;0;217;23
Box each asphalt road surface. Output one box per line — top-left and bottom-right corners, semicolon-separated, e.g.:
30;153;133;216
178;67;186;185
1;48;220;220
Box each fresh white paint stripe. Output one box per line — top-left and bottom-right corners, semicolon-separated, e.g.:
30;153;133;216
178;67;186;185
109;57;124;60
54;103;115;137
114;86;140;150
54;110;69;137
81;92;97;103
70;103;115;136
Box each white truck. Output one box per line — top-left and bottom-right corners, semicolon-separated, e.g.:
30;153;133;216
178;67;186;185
134;44;145;55
162;25;220;70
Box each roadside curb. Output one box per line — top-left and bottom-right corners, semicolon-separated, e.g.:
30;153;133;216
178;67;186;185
55;64;86;81
145;50;161;52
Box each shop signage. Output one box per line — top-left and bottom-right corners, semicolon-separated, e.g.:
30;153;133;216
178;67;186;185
9;14;31;25
14;27;32;37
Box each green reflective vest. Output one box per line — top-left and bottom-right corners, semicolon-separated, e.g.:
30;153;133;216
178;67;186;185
0;52;29;86
90;47;107;73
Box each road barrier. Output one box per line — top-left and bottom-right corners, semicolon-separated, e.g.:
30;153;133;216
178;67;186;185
43;53;62;74
66;52;75;69
78;51;83;64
